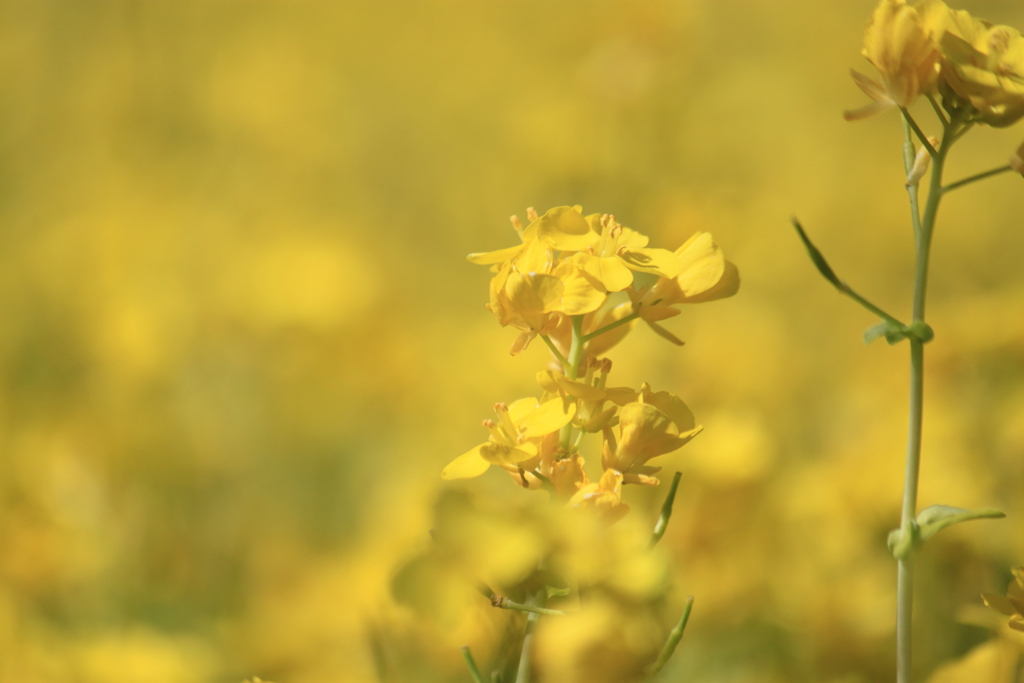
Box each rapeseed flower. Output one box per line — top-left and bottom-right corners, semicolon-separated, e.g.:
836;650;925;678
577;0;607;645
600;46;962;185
844;0;945;121
570;214;679;292
441;397;575;480
568;469;630;524
632;231;740;345
601;384;702;485
940;9;1024;126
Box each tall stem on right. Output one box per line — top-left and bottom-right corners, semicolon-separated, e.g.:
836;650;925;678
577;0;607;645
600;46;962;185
895;111;952;683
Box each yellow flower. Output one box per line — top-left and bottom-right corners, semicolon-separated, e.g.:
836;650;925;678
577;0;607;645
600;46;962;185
1011;141;1024;175
467;205;598;267
939;10;1024;126
844;0;944;121
601;384;702;485
441;397;576;480
981;566;1024;632
570;214;680;292
568;469;630;524
485;228;607;355
632;231;740;345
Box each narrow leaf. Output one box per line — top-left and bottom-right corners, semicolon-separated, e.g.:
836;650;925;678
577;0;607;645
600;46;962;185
916;504;1006;542
792;218;842;288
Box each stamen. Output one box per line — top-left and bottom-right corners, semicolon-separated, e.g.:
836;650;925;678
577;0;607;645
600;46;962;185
494;403;520;443
510;215;523;234
526;207;539;221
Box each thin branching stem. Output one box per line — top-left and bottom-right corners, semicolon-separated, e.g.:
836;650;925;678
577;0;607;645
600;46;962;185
900;107;937;156
539;334;569;371
581;310;640;343
493;596;568;617
944;165;1013;193
926;94;948;127
514;591;545;683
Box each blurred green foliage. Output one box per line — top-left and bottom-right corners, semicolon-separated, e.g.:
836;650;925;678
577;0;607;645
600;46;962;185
0;1;1023;682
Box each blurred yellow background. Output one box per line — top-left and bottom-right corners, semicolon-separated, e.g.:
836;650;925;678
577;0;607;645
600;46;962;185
1;1;1023;682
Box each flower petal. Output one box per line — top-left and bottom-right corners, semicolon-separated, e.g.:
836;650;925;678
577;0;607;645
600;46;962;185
441;444;491;480
467;244;527;265
571;252;634;292
518;397;576;438
619;248;681;278
535;206;599;251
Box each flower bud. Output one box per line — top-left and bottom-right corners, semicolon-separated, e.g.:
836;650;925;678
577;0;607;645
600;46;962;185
906;137;938;187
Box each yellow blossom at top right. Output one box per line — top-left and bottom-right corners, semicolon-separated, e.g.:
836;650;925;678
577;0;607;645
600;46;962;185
845;0;1024;128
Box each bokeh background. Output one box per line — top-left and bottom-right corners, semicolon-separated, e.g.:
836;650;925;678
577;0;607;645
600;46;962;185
1;1;1024;682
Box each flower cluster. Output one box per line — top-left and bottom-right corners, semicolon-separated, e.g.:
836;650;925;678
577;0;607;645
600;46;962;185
845;0;1024;128
443;206;737;521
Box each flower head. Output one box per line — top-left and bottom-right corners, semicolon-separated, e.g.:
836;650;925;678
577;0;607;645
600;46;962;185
441;397;576;481
939;10;1024;126
601;384;702;485
844;0;945;121
632;231;740;345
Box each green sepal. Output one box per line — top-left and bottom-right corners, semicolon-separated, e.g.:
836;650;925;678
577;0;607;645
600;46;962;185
916;504;1005;542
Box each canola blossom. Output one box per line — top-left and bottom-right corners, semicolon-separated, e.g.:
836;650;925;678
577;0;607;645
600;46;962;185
397;205;740;682
444;205;737;514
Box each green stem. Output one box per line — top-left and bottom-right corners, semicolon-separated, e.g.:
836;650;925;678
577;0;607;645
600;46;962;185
559;316;586;452
895;107;953;683
900;107;936;157
539;334;569;372
494;596;567;617
461;646;487;683
581;310;640;343
649;472;683;548
943;165;1013;193
648;596;694;675
514;592;545;683
926;94;948;127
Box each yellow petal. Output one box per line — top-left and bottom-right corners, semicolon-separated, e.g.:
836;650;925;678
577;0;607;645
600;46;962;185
507;396;541;423
504;271;564;315
535;206;599;251
467;244;526;265
571;252;634;292
617;227;650;249
479;442;536;466
674;232;726;296
553;261;607;314
516;239;554;274
441;444;491;480
619;248;681;278
518;397;576;438
552;373;606;401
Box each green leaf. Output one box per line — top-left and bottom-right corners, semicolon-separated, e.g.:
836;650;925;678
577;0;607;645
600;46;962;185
916;504;1005;542
792;218;842;289
545;584;571;599
864;321;907;345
